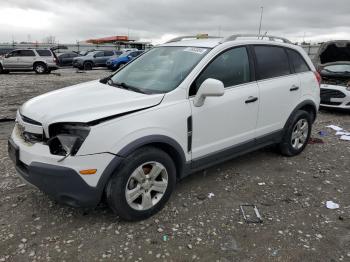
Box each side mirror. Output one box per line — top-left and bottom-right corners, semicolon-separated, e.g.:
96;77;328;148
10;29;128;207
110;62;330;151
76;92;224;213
127;55;132;59
4;54;10;58
193;78;224;107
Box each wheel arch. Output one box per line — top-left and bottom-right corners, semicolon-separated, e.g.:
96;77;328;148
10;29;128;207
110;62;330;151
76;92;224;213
117;135;187;180
284;100;318;130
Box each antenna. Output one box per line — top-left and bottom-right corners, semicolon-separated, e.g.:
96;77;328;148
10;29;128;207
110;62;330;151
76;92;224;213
258;6;264;37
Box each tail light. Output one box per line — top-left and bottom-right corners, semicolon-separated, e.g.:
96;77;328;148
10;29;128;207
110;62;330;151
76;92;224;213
314;71;321;87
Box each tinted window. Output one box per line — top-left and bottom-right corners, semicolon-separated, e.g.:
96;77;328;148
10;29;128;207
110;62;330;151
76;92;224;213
191;47;250;94
16;50;35;57
94;51;104;57
8;50;21;57
36;49;52;56
70;53;78;58
59;54;68;58
254;46;291;80
286;49;310;73
104;51;114;56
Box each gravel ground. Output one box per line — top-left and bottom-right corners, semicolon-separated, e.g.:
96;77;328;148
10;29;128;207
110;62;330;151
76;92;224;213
0;68;350;262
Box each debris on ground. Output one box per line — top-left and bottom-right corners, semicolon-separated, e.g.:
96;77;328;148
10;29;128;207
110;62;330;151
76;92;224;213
240;205;263;223
326;125;343;131
326;201;340;209
208;192;215;198
318;130;327;137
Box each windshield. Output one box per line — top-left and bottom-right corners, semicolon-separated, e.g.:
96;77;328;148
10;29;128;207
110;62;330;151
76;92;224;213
323;64;350;73
110;46;210;94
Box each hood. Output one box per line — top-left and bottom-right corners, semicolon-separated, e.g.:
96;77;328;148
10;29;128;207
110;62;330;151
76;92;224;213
20;80;164;126
317;40;350;65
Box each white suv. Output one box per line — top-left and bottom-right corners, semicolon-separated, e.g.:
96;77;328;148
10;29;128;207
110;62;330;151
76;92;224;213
8;35;320;221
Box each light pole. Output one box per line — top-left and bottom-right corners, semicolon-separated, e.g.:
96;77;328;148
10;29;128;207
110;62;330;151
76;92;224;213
258;6;264;37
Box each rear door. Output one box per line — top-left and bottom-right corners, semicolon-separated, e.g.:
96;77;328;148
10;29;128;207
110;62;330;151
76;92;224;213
190;46;259;159
253;45;301;137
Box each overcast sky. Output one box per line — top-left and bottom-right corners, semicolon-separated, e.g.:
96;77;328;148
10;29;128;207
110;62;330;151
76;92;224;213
0;0;349;44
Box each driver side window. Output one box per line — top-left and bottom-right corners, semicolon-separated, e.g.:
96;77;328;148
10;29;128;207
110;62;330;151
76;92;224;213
190;47;251;96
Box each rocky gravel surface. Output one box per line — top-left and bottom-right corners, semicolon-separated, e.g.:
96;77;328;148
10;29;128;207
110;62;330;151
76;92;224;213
0;68;350;261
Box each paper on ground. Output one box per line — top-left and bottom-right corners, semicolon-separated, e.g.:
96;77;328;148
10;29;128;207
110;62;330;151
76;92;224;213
336;131;350;136
326;125;343;131
326;201;340;209
340;135;350;141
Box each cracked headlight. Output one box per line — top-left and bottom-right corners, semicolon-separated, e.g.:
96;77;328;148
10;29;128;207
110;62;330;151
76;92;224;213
48;123;90;156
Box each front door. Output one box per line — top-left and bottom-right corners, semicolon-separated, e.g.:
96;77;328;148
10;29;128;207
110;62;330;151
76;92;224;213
190;46;259;160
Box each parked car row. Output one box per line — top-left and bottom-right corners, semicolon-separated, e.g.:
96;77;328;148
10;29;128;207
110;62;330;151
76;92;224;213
0;48;145;73
72;49;144;70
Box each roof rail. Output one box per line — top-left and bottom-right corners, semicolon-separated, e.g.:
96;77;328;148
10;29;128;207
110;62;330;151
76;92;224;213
220;34;292;44
165;35;220;44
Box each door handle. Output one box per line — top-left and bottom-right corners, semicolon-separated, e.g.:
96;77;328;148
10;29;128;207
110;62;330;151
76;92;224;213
290;85;299;91
245;96;258;104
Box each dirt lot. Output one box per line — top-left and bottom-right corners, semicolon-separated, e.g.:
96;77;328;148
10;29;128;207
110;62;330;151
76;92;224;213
0;69;350;262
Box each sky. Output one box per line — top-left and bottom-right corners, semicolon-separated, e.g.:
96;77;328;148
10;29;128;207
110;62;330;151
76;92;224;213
0;0;349;45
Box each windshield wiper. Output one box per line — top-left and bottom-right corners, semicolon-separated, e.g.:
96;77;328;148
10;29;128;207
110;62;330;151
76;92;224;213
113;81;147;94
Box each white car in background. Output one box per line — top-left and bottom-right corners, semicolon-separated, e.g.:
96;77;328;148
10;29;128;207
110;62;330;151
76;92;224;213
8;34;320;221
314;40;350;110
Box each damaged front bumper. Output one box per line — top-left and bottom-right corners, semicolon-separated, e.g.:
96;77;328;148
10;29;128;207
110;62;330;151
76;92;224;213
8;123;121;208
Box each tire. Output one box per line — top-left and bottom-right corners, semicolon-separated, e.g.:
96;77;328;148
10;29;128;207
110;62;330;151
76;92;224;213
106;147;176;221
0;64;3;74
279;110;312;156
34;63;47;74
83;62;93;70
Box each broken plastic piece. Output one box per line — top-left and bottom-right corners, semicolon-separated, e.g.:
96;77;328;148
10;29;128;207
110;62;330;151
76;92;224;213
240;205;263;223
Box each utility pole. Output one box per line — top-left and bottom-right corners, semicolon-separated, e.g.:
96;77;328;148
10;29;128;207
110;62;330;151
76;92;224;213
258;6;264;37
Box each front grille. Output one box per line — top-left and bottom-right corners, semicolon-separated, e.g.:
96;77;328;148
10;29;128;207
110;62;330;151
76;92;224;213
320;88;346;99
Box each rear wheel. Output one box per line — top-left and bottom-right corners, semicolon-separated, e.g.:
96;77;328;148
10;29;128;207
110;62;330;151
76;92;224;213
279;110;312;156
83;62;93;70
106;147;176;221
34;63;47;74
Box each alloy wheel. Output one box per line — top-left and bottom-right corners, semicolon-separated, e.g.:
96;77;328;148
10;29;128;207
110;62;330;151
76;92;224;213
125;162;168;211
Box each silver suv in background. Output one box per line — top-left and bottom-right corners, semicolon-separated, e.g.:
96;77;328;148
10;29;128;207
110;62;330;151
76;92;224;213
72;50;122;70
0;49;58;74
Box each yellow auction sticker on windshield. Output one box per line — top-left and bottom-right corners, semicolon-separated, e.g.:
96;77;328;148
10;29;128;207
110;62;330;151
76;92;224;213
183;47;207;55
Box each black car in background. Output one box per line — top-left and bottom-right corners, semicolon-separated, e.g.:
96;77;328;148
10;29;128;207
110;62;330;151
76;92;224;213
57;52;80;66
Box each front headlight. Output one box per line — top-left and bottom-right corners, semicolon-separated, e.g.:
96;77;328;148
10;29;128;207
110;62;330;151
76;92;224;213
48;123;90;156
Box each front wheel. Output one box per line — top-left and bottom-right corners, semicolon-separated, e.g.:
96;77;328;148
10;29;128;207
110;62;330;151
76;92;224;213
279;110;312;156
106;147;176;221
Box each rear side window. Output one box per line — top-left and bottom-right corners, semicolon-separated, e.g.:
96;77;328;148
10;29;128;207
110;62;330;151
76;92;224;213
94;51;104;57
104;51;114;56
254;46;291;80
19;50;36;57
286;49;310;73
36;49;52;57
191;47;251;95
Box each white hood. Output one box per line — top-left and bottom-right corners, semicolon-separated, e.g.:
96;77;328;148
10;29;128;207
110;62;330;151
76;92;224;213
20;80;164;126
